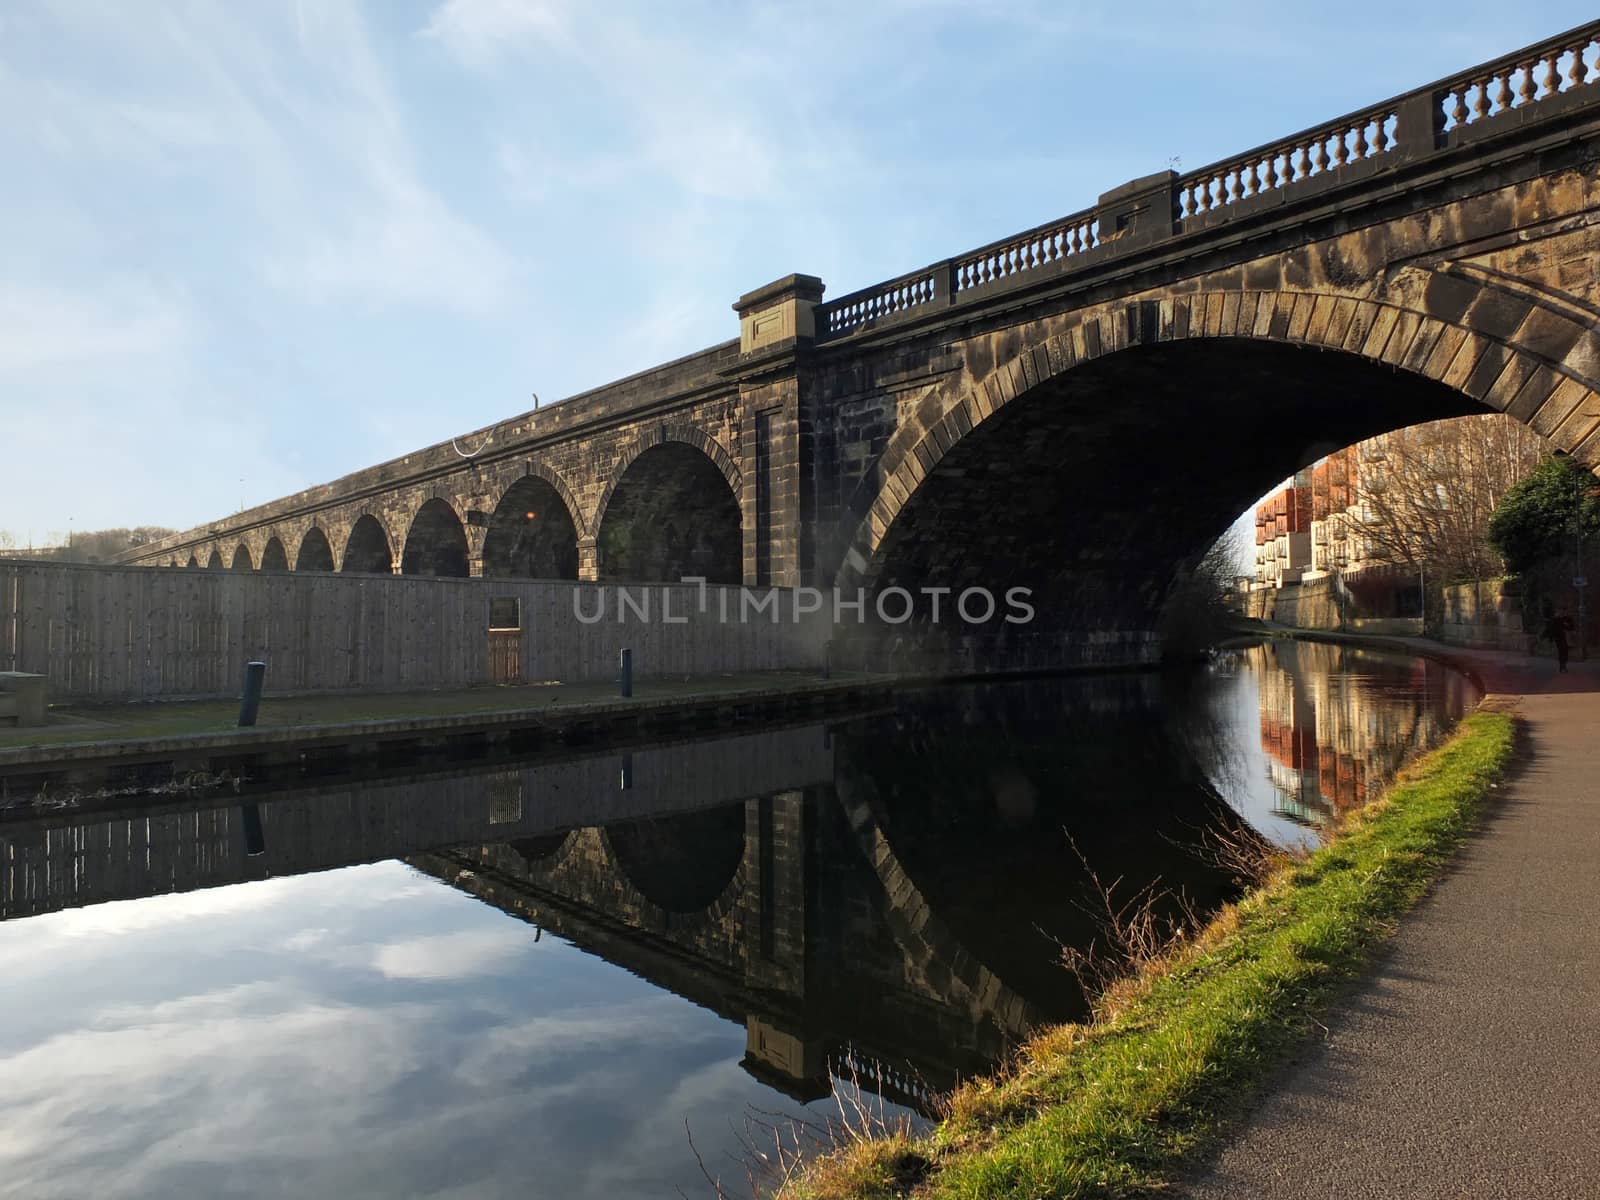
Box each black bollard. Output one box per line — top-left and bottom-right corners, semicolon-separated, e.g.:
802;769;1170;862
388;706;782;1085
237;660;266;727
619;647;632;698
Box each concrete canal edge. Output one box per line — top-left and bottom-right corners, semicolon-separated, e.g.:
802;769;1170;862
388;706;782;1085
776;678;1519;1198
0;675;904;791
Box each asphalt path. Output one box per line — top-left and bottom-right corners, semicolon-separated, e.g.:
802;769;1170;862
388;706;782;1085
1180;644;1600;1199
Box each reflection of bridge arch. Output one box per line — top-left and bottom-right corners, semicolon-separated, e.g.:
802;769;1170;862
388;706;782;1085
507;815;750;943
832;769;1040;1044
508;830;575;867
603;804;747;916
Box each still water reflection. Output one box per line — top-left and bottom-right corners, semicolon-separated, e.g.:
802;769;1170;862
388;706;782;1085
0;641;1474;1198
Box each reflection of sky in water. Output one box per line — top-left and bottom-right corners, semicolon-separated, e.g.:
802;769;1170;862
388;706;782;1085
1202;660;1321;849
0;647;1470;1197
0;862;809;1199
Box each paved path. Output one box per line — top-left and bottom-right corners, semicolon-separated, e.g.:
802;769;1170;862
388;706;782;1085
1181;643;1600;1199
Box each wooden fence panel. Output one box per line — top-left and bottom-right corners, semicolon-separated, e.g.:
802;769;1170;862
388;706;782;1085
0;560;829;703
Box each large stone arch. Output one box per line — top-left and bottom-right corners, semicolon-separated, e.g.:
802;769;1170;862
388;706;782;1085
295;525;336;572
481;467;583;579
400;497;471;577
229;544;253;571
341;513;395;574
593;426;744;584
590;424;742;535
258;535;289;572
835;282;1600;634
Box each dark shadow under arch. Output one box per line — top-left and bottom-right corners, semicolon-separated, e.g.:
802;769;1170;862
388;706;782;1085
605;804;746;915
259;537;289;571
859;339;1479;641
341;514;393;573
483;475;579;579
401;499;470;578
230;545;253;571
597;442;742;583
295;527;335;572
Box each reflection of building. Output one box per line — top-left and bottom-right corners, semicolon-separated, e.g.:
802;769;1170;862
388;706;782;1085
1252;641;1460;826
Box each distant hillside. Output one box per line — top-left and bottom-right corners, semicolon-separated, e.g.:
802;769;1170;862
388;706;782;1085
0;527;176;563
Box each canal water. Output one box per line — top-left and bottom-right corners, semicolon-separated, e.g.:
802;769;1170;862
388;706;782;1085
0;640;1475;1199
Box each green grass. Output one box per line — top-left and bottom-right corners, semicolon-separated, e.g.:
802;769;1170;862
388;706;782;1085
781;710;1518;1199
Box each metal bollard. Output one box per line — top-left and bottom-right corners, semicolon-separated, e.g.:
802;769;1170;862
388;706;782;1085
237;661;266;727
619;647;632;698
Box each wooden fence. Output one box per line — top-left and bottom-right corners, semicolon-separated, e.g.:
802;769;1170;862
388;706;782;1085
0;560;830;703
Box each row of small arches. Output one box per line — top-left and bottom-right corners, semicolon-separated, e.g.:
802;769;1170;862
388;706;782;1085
165;441;743;584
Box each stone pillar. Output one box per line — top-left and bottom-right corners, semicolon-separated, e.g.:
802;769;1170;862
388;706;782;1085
576;535;599;582
727;275;824;588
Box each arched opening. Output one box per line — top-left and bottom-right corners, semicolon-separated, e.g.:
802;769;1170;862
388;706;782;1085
295;527;335;572
606;803;745;914
853;339;1485;656
597;442;741;583
401;499;470;577
482;476;580;579
206;548;225;570
188;553;202;570
259;537;289;571
341;515;393;574
230;545;253;571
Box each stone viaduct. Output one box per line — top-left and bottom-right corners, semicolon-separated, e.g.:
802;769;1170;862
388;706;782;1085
125;22;1600;663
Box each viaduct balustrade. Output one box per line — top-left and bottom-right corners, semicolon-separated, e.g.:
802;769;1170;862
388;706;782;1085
814;20;1600;343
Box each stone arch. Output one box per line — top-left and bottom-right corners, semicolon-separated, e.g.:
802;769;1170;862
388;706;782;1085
259;536;289;571
341;513;394;574
295;525;335;572
229;544;253;571
835;284;1600;642
482;470;582;579
401;497;471;577
591;424;742;535
189;553;202;569
593;428;744;584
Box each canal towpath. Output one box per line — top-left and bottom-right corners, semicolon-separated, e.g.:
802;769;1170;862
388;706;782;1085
1182;635;1600;1198
0;670;893;782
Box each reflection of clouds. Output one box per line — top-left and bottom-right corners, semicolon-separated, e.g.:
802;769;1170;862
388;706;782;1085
371;927;532;980
0;862;780;1199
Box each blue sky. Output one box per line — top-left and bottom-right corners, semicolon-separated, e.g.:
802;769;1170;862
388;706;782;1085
1;0;1592;545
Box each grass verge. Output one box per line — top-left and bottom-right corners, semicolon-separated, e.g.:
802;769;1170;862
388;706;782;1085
779;710;1518;1199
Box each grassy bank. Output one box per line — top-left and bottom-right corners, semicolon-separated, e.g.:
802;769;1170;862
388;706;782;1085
782;710;1518;1199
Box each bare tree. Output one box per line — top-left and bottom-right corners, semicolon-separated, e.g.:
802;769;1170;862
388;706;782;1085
1343;414;1547;584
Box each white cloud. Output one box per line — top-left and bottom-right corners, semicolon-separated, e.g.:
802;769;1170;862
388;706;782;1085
370;926;532;980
